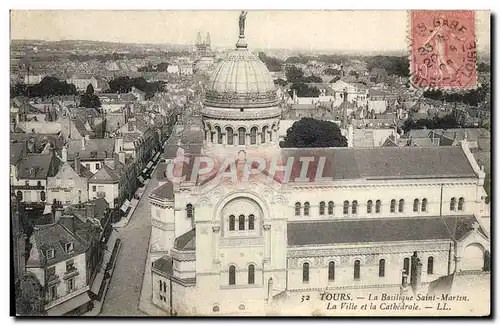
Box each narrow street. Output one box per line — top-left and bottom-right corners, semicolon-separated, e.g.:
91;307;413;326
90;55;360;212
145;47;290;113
100;169;160;316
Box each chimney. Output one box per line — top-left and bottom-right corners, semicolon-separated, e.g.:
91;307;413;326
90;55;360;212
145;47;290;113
81;137;86;151
85;202;95;220
104;157;115;170
54;207;63;223
61;145;67;163
74;152;81;175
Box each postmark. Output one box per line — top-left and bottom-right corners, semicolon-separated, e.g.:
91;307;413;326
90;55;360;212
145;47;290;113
410;10;477;89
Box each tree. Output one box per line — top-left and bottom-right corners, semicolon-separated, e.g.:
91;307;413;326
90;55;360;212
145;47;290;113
258;52;284;72
302;75;323;83
289;83;320;98
274;78;287;86
80;83;101;109
285;66;304;83
282;117;348;148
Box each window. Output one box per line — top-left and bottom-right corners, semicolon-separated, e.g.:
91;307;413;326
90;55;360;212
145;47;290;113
390;199;396;213
229;265;236;285
413;199;420;212
304;202;310;216
46;249;55;260
229;215;235;231
48;285;57;301
367;200;373;214
450;197;456;211
422;198;427;212
216;126;222;144
186;204;194;218
319;201;325;215
25;181;29;186
354;260;361;280
302;262;310;283
16;190;22;201
37;181;41;187
343;201;349;215
67;278;75;293
40;190;46;202
458;197;464;211
65;242;73;253
398;199;405;213
261;126;268;143
238;215;245;230
328;201;334;215
162;281;167;293
352;201;358;215
427;257;434;275
295;202;301;216
375;200;381;213
403;257;410;274
159;280;163;292
250;127;257;145
379;259;385;277
92;185;97;192
226;127;234;145
269;128;273;141
238;127;246;145
66;260;75;272
248;264;255;284
47;266;56;277
248;215;255;230
328;261;335;281
96;163;100;170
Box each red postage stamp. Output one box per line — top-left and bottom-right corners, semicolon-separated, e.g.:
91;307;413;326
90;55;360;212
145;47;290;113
410;10;477;89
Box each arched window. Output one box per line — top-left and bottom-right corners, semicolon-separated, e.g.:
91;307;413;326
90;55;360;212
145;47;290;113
210;130;214;143
250;127;257;145
186;204;194;218
319;201;325;215
390;199;396;213
248;214;255;230
379;259;386;277
354;260;361;280
229;215;235;231
458;197;464;211
367;200;373;214
328;201;334;215
422;198;427;212
269;127;273;141
328;261;335;281
216;126;222;144
413;199;420;212
238;215;245;230
427;257;434;274
238;127;246;145
375;200;381;213
40;191;46;202
295;202;301;216
226;127;234;145
302;262;309;283
450;197;456;211
261;126;268;143
403;257;410;274
304;202;310;216
248;264;255;284
352;200;358;215
229;265;236;285
343;201;349;215
398;199;405;213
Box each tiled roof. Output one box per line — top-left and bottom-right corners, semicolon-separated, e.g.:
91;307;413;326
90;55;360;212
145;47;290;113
27;222;87;267
287;215;485;247
67;138;115;161
150;181;174;201
17;154;54;179
152;256;173;275
69;161;94;179
174;228;196;251
10;142;26;165
89;164;119;183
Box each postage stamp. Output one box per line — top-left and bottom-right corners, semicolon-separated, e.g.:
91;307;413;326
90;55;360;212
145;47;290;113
410;10;477;89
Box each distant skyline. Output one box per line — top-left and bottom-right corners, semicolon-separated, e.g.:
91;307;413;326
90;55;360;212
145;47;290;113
11;10;490;53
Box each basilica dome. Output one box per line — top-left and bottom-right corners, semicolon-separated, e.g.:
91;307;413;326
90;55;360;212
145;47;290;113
203;44;278;109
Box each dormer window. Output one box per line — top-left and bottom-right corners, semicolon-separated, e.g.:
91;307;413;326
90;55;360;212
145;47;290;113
46;249;55;259
65;242;74;253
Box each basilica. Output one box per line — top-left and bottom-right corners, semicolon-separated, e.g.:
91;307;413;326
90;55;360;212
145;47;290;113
147;14;490;316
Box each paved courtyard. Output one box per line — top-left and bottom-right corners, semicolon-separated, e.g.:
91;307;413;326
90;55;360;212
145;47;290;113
100;172;160;316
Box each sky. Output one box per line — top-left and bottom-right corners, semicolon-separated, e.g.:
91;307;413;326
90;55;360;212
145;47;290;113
10;10;491;53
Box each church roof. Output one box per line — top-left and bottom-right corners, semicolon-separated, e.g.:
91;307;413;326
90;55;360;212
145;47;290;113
150;181;174;201
174;228;196;251
287;215;485;247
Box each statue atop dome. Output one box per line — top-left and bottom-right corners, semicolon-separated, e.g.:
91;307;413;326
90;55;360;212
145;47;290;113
239;11;248;37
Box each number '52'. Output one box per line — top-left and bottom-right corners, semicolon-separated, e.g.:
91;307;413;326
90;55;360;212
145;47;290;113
301;295;310;302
